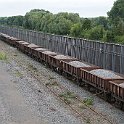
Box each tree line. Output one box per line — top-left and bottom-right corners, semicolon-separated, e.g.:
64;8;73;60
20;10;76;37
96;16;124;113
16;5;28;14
0;0;124;44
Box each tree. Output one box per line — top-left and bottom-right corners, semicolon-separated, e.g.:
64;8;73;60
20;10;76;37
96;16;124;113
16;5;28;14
70;23;82;37
82;18;91;30
83;26;104;40
104;30;115;43
108;0;124;25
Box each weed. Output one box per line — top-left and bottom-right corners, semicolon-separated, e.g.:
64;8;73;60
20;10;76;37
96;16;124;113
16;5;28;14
14;70;23;77
0;52;7;60
78;103;86;109
59;91;77;98
28;64;38;72
45;81;58;86
83;97;94;106
49;76;55;80
63;97;71;104
86;118;91;124
59;91;77;104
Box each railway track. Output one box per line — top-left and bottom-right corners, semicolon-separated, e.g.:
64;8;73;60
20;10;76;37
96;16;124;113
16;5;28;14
8;52;117;124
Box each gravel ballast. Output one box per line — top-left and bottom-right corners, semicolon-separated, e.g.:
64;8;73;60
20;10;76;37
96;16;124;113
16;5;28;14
68;61;91;67
35;48;47;51
42;51;57;55
90;69;123;79
28;43;39;48
54;55;75;60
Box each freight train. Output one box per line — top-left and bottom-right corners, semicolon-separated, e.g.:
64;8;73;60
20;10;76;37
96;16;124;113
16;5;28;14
0;33;124;110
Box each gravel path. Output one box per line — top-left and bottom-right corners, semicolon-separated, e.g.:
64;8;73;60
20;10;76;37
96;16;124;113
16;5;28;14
0;40;124;124
0;62;46;124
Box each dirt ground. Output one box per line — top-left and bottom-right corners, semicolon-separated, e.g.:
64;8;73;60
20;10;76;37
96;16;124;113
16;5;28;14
0;40;124;124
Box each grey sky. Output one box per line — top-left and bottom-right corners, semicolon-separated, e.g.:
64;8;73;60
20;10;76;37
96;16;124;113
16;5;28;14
0;0;115;17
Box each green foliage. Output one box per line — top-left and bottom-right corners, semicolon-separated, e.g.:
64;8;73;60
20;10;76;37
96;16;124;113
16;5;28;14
115;35;124;44
91;16;108;29
108;0;124;24
7;16;23;26
59;91;77;104
83;97;94;106
0;52;7;60
103;30;115;43
83;26;104;40
70;23;82;37
82;18;91;30
114;19;124;35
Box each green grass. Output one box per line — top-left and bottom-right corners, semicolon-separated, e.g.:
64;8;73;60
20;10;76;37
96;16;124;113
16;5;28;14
14;70;23;77
28;64;38;72
59;91;77;104
49;76;55;80
83;97;94;106
45;81;58;86
0;52;7;60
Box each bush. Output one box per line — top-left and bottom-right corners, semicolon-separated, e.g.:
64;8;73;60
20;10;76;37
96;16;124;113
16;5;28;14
115;35;124;44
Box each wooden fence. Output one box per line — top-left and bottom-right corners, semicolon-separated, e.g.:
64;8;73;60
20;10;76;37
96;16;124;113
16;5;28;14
0;25;124;74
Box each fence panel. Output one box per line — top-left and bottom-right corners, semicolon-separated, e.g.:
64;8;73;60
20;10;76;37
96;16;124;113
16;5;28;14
0;25;124;74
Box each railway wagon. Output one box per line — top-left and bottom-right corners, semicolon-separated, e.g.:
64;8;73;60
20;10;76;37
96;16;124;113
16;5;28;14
16;41;25;49
50;55;77;73
0;34;12;44
41;51;58;65
32;48;48;60
18;41;29;52
0;34;20;47
0;33;9;42
24;44;40;56
109;80;124;102
7;37;20;47
81;69;124;92
62;60;100;82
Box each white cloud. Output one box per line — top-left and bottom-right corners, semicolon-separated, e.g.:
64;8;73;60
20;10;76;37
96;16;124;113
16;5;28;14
0;0;115;17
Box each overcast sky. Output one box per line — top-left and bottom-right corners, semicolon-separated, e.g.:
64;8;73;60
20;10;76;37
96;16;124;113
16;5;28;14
0;0;115;17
